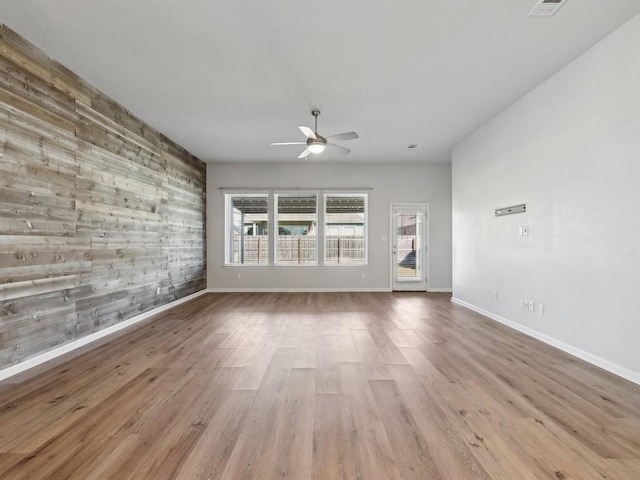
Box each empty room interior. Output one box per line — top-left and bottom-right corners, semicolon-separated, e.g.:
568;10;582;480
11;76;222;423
1;1;640;479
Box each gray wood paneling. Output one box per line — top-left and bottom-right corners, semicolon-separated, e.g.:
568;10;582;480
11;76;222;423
0;25;207;369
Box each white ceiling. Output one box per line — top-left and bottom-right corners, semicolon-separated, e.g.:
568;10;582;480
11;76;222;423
1;1;640;164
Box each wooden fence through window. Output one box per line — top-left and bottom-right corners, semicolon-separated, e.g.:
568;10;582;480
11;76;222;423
232;235;365;264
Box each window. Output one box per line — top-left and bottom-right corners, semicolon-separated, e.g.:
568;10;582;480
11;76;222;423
224;190;367;266
275;194;317;264
225;194;269;264
324;194;367;265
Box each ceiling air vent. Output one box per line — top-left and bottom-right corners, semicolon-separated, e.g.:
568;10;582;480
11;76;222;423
528;0;567;16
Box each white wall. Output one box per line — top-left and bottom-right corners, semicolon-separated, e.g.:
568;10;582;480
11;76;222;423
452;14;640;382
207;162;452;291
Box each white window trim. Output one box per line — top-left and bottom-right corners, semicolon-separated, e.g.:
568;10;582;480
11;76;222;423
322;193;368;267
274;192;319;266
224;192;270;266
224;189;369;267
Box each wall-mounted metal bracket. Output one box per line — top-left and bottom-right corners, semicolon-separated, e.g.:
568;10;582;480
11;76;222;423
495;204;526;216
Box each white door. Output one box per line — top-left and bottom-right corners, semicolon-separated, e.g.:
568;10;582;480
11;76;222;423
391;204;428;291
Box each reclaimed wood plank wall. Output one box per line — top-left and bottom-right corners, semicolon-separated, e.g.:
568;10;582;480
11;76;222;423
0;25;207;369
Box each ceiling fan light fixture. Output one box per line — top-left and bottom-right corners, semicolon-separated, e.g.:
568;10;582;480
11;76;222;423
307;142;325;154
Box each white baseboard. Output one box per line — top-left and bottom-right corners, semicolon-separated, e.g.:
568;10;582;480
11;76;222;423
0;289;208;383
207;287;391;293
451;297;640;386
428;288;453;293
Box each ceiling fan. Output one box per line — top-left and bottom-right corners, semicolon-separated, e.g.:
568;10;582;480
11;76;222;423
271;110;359;159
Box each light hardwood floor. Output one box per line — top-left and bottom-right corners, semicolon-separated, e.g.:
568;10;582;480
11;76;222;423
0;292;639;479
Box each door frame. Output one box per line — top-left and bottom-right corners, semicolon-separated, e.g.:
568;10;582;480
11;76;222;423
389;203;430;292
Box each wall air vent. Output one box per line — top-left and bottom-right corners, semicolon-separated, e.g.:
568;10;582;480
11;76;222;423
528;0;567;16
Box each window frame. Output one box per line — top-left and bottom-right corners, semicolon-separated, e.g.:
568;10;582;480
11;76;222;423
223;189;368;267
274;192;319;266
224;192;271;266
322;192;368;267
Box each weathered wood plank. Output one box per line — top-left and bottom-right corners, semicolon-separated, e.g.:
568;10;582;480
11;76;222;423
0;86;75;133
0;55;78;124
0;275;78;302
75;101;161;156
89;93;163;149
0;33;91;104
76;120;163;171
0;111;79;155
0;262;92;284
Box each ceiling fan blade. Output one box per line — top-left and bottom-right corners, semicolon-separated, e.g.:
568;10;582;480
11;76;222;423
298;148;311;159
298;126;317;140
325;132;359;142
271;142;306;146
327;143;351;155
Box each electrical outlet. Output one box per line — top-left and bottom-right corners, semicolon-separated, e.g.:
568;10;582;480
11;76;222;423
523;226;529;236
518;227;523;236
538;304;545;315
528;301;534;312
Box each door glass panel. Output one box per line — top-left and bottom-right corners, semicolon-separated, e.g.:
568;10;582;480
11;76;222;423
396;213;419;281
391;205;427;291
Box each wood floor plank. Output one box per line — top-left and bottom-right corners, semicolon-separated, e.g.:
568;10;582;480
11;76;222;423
315;363;342;395
388;364;492;480
312;394;357;480
351;329;393;380
175;390;255;480
260;367;316;479
339;362;402;479
238;348;296;434
52;365;211;479
83;434;142;480
366;324;409;365
0;453;28;477
1;367;164;478
222;344;259;368
0;292;638;479
369;379;443;479
473;348;639;459
293;327;318;369
231;341;278;391
598;459;640;480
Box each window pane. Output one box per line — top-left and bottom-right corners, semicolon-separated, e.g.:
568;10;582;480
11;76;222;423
226;194;269;264
276;194;317;264
325;194;367;265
